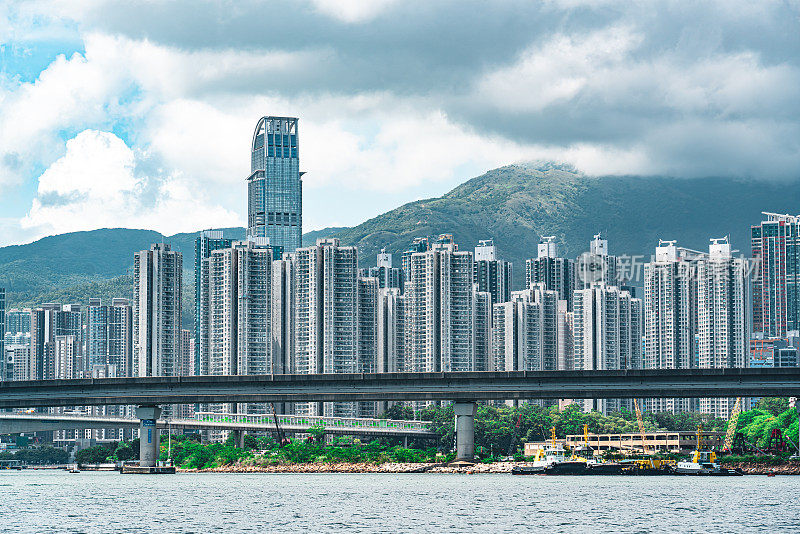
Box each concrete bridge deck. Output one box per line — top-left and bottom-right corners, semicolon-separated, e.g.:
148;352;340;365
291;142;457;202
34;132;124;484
0;368;798;409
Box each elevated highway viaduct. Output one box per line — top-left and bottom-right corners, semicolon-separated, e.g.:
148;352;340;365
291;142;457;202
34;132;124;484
2;369;797;464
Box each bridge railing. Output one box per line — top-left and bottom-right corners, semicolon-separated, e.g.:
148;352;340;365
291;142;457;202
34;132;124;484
193;412;431;433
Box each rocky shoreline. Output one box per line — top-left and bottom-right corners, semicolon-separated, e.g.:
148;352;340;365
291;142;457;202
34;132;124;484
720;462;800;475
180;460;800;475
180;461;523;474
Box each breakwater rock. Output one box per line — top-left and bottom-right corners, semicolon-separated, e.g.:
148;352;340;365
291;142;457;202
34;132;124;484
721;462;800;475
181;461;529;474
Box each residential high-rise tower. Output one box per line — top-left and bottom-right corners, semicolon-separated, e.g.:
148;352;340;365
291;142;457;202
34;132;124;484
30;303;82;380
751;212;800;337
406;235;474;374
573;284;642;413
697;238;749;418
368;249;404;291
195;230;233;376
86;298;133;377
474;239;512;305
526;236;574;310
643;240;699;413
576;234;620;290
133;243;182;378
293;238;359;417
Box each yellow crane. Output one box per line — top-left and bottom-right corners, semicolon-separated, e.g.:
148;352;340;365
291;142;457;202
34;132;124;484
633;398;649;455
723;397;742;452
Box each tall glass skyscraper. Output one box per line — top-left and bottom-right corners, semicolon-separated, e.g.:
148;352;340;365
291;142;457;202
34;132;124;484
247;116;302;252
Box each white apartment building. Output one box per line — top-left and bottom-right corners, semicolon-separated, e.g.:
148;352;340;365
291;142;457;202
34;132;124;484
406;235;475;373
473;289;492;371
576;234;620;290
491;284;561;373
474;239;512;305
206;239;276;420
357;277;380;417
271;256;295;376
133;243;182;378
697;238;749;419
643;240;699;413
377;287;405;373
294;238;359;417
525;236;574;310
573;284;642;413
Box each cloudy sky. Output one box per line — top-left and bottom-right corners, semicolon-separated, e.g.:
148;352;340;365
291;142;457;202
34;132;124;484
1;1;799;246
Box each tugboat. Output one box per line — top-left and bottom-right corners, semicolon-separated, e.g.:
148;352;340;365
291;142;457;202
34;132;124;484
584;457;623;475
620;458;675;475
513;427;608;475
675;449;742;476
512;443;570;474
573;426;623;475
675;426;743;476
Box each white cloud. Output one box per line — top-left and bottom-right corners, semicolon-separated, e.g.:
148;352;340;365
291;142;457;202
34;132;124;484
0;37;129;187
302;109;539;191
4;0;800;245
478;27;641;112
308;0;398;23
0;31;326;188
20;129;240;239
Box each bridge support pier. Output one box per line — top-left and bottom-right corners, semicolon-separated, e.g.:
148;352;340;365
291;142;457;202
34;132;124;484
234;430;245;448
454;402;477;462
136;406;162;467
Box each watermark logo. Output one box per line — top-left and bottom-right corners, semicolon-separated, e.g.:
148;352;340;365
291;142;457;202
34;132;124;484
576;252;608;285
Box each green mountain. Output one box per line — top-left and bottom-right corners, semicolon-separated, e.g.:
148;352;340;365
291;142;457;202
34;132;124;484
2;162;800;330
302;226;349;247
0;227;246;305
334;163;800;286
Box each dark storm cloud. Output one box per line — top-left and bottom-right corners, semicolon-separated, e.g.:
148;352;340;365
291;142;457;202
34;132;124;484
72;0;609;92
73;0;800;178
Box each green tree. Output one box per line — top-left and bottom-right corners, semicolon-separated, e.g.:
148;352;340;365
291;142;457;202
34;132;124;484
307;423;326;441
76;442;117;464
113;442;134;461
3;446;69;465
755;397;790;417
380;404;415;420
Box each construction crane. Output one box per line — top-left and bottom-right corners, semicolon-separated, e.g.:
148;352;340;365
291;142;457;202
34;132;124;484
723;397;742;452
633;398;649;455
